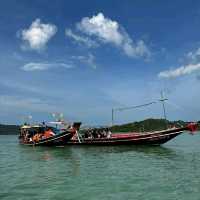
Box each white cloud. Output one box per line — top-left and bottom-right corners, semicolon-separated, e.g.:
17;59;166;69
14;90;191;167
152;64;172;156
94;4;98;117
86;53;97;69
158;63;200;78
65;28;98;48
22;63;50;71
0;95;59;112
123;40;151;58
77;13;123;45
19;18;57;51
186;48;200;62
21;62;74;71
77;13;150;58
159;47;200;79
72;53;97;69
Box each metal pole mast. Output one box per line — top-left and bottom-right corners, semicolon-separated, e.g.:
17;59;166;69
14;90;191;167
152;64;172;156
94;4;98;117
112;108;114;126
160;91;167;121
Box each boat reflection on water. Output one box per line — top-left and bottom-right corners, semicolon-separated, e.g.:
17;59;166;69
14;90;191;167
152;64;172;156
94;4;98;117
33;145;179;161
20;143;180;160
19;146;81;176
19;143;185;179
70;145;178;159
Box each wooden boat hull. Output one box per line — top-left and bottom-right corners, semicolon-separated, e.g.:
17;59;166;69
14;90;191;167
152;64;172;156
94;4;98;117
19;131;74;146
67;130;183;146
67;123;198;145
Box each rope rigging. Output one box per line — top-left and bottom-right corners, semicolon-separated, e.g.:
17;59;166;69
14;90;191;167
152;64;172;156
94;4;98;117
111;92;168;126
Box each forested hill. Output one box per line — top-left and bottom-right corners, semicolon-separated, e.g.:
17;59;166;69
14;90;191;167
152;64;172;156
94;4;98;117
0;119;199;135
111;118;199;133
0;124;20;135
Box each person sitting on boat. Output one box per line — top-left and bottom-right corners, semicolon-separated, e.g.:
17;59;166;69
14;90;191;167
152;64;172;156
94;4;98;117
68;125;77;134
43;128;55;139
24;132;29;142
106;128;112;138
33;133;41;142
97;129;102;138
88;129;93;139
83;131;88;139
102;129;107;137
92;129;98;138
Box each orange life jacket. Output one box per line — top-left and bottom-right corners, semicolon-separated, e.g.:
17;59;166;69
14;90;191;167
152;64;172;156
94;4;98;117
33;134;40;142
44;130;55;139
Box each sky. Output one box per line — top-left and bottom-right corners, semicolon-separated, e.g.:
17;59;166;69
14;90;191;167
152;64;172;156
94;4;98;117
0;0;200;125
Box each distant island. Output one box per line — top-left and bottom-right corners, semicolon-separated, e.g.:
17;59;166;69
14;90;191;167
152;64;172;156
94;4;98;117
0;124;20;135
111;118;199;133
0;118;199;135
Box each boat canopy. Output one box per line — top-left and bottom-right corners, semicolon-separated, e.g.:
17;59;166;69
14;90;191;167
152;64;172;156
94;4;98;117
32;125;43;128
21;124;44;129
48;121;63;125
21;125;32;129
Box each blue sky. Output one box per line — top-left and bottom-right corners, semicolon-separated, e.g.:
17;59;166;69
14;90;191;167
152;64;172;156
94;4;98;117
0;0;200;125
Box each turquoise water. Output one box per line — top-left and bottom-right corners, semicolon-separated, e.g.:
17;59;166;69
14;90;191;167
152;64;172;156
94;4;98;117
0;133;200;200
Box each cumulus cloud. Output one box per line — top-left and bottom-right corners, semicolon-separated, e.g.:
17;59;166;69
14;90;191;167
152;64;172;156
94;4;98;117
77;13;123;45
76;13;150;58
65;28;98;48
19;18;57;51
158;63;200;78
21;62;74;71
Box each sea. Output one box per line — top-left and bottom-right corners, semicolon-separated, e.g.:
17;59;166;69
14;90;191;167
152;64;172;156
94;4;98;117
0;132;200;200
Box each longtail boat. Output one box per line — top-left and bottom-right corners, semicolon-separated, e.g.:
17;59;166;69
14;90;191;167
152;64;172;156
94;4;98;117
66;123;198;146
66;96;197;146
19;122;81;146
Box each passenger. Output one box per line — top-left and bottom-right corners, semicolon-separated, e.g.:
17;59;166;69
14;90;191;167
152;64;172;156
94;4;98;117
107;129;112;138
99;129;104;138
92;129;98;138
43;128;55;139
33;133;40;142
97;132;101;138
88;129;93;139
71;133;77;140
25;132;29;141
84;131;89;139
102;129;107;137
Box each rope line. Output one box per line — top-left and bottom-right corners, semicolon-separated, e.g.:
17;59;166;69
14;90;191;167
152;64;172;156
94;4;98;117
114;101;157;112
